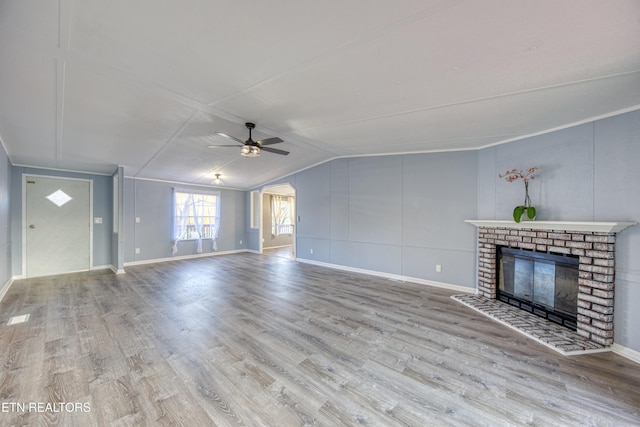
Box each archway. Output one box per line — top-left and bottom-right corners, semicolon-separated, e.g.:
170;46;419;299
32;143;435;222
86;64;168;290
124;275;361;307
260;183;296;258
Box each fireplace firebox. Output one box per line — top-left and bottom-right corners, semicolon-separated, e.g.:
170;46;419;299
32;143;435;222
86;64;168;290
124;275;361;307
497;246;578;330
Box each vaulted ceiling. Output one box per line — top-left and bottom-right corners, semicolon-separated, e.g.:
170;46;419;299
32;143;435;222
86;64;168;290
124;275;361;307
1;1;639;189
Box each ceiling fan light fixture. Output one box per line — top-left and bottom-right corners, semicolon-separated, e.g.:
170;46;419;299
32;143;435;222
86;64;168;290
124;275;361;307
241;145;260;157
208;122;286;157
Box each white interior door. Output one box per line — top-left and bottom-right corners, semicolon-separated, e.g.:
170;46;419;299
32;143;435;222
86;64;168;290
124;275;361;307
25;175;91;277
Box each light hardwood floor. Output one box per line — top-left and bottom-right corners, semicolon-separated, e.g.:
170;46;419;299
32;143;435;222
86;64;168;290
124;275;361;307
1;253;638;426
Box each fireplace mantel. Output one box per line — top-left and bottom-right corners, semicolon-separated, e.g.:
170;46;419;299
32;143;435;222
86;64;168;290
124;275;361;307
465;220;636;233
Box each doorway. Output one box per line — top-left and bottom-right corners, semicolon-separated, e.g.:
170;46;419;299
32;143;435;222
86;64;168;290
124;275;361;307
260;184;296;258
23;175;92;277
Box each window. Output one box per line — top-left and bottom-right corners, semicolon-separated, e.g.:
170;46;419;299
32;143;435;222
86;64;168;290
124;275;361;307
271;195;294;236
250;191;260;229
172;190;220;254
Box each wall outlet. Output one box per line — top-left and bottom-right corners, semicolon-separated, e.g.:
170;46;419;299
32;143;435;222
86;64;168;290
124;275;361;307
239;240;243;245
436;264;442;273
136;217;141;223
94;217;102;224
135;248;140;254
310;248;314;254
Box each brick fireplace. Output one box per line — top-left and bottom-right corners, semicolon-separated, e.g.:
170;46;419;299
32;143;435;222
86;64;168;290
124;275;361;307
464;220;636;348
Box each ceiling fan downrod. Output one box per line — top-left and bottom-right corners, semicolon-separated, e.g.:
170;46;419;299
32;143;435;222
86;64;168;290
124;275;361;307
245;122;255;142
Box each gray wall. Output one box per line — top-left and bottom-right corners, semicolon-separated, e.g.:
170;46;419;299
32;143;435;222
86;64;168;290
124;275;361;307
124;178;246;263
257;110;640;353
477;110;640;352
0;143;11;287
259;152;479;288
10;166;113;274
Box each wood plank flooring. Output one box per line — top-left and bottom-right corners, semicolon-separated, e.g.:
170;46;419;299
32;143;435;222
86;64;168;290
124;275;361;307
0;253;639;426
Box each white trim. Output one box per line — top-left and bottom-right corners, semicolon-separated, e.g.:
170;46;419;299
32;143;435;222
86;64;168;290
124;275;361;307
475;104;640;151
255;106;640;191
296;258;475;294
13;163;114;176
124;249;247;267
90;264;114;272
0;277;14;302
90;180;94;269
611;343;640;365
264;244;294;250
110;265;126;275
23;268;91;279
22;174;94;278
172;187;221;196
127;175;245;191
249;191;260;229
14;107;640;193
259;184;297;258
465;220;637;233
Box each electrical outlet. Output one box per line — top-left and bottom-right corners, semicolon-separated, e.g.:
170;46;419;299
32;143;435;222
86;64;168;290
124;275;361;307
135;248;140;254
136;217;141;223
239;240;243;245
436;264;442;273
310;248;314;254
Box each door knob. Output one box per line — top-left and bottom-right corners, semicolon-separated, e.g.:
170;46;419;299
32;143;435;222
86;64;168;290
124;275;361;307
29;224;36;229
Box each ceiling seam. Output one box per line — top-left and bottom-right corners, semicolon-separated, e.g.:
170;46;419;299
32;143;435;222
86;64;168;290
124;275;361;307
55;59;66;167
296;69;640;133
133;110;201;177
254;104;640;191
55;0;74;167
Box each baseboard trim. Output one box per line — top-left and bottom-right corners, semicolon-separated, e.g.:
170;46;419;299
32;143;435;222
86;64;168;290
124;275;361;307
124;249;248;267
0;277;15;303
91;264;115;272
110;265;126;275
263;244;294;250
295;258;475;294
611;343;640;364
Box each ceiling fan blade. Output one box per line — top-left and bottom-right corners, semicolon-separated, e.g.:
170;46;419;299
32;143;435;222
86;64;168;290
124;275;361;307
206;145;240;148
214;132;244;145
257;137;283;146
261;146;289;156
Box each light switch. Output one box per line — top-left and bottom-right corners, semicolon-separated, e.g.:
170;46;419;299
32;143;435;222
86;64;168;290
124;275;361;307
94;217;103;224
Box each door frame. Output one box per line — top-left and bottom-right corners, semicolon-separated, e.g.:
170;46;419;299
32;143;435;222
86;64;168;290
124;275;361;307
22;173;94;278
259;184;296;257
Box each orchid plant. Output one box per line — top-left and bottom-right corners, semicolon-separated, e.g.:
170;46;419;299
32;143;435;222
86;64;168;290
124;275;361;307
499;167;538;223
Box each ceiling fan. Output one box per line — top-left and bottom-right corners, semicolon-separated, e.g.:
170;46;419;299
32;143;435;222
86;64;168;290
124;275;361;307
207;122;289;157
